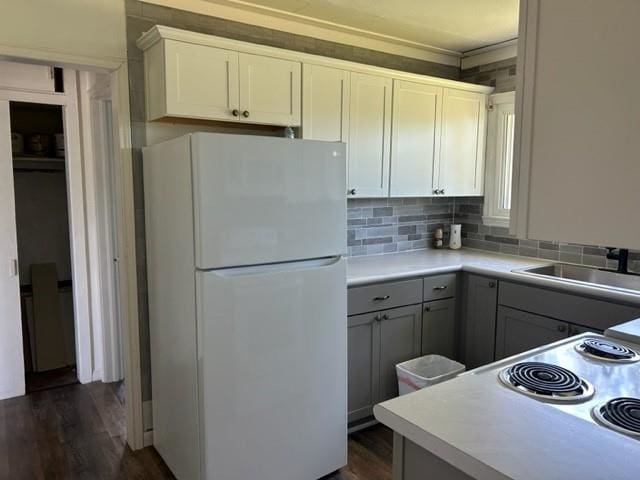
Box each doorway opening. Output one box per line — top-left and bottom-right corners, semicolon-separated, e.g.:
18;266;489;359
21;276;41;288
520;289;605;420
10;101;78;393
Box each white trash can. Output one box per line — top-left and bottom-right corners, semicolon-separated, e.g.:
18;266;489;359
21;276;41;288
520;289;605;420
396;354;465;396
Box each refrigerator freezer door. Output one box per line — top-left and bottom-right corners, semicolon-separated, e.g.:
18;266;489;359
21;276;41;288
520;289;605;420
191;133;346;269
196;256;347;480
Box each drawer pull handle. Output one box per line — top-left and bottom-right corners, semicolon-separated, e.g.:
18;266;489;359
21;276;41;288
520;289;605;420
373;295;390;301
432;286;448;291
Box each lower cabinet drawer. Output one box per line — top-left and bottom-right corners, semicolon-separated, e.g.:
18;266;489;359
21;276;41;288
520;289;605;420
498;281;640;331
423;273;457;301
348;278;422;316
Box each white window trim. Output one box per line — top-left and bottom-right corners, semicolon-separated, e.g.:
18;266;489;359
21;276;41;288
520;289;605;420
483;91;515;228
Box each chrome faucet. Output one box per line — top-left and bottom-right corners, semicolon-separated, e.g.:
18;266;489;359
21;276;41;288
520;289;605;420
606;248;629;274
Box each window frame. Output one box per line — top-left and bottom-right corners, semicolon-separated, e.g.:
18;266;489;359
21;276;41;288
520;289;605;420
483;91;516;228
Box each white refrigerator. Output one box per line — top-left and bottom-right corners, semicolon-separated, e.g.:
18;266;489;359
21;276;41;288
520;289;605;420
143;132;347;480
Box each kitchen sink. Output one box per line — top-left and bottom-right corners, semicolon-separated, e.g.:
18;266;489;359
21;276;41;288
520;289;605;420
513;263;640;293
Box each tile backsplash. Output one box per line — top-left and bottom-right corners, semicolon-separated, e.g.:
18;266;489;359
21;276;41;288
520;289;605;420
348;196;640;273
347;197;455;256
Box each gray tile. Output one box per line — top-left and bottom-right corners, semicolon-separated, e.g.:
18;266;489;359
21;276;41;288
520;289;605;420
583;255;606;268
539;241;559;251
538;250;560;261
362;237;393;245
366;244;385;255
499;244;519;256
559;243;582;254
485;235;518;246
559;252;583;264
519;246;539;258
373;207;393;217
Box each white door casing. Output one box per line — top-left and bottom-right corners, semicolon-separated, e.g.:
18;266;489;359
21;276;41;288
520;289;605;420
0;100;24;400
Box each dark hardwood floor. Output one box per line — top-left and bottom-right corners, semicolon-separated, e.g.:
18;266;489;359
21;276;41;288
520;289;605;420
0;381;392;479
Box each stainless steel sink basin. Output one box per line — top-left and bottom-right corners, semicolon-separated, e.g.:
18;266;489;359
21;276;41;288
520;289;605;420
513;263;640;293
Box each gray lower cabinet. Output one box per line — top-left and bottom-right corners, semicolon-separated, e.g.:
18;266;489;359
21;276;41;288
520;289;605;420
347;311;380;424
462;274;498;369
495;306;569;360
421;298;456;359
378;304;422;403
347;304;421;424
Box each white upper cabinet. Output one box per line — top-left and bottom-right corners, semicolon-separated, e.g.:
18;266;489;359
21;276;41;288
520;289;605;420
142;36;300;126
512;0;640;249
301;64;350;143
238;53;301;126
138;26;492;198
438;88;487;196
348;72;392;198
157;40;240;122
390;80;442;197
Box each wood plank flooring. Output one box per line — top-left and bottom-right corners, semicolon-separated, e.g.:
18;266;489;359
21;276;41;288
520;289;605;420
0;381;392;479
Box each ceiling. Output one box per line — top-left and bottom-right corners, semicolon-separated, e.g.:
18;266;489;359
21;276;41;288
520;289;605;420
205;0;519;53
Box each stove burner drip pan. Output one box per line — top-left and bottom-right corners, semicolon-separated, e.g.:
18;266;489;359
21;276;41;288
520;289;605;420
499;362;595;402
593;397;640;438
575;338;640;363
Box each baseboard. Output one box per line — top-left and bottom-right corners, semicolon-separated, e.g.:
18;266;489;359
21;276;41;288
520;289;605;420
348;417;379;434
143;430;154;447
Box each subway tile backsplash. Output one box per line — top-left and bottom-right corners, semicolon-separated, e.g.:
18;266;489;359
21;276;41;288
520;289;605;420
347;197;455;256
347;196;640;273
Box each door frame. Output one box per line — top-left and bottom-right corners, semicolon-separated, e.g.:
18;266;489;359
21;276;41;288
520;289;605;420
0;61;144;450
0;74;93;386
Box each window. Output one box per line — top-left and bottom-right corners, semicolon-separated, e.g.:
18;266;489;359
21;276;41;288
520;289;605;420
483;91;515;227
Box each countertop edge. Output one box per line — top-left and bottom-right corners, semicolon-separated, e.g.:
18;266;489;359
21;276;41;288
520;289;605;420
347;251;640;306
373;403;511;480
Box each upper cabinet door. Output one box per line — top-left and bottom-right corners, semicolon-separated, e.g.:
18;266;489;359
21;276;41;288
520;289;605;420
238;53;301;127
438;88;487;196
161;40;239;122
390;81;442;197
348;73;392;198
301;64;350;143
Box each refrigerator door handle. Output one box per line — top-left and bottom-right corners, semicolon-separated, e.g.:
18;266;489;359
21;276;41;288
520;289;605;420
205;256;343;278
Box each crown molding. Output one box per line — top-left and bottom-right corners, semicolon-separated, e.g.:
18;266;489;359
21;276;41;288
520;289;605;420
461;39;518;70
140;0;462;67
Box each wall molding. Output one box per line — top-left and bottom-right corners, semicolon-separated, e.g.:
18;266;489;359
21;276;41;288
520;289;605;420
141;0;462;66
461;39;518;70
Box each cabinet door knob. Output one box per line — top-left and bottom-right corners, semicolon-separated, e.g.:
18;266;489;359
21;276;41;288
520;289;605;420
382;314;389;321
348;188;356;195
424;306;431;312
440;189;445;195
433;189;439;195
488;282;496;288
557;324;567;332
374;314;382;322
373;295;390;301
242;110;250;118
231;109;239;117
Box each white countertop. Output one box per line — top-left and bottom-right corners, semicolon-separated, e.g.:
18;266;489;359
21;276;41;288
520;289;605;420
374;369;640;480
347;248;640;306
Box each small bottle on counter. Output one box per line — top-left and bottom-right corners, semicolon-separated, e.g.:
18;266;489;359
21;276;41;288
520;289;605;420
434;228;444;249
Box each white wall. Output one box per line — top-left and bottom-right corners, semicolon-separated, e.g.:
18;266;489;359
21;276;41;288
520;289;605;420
0;0;126;69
